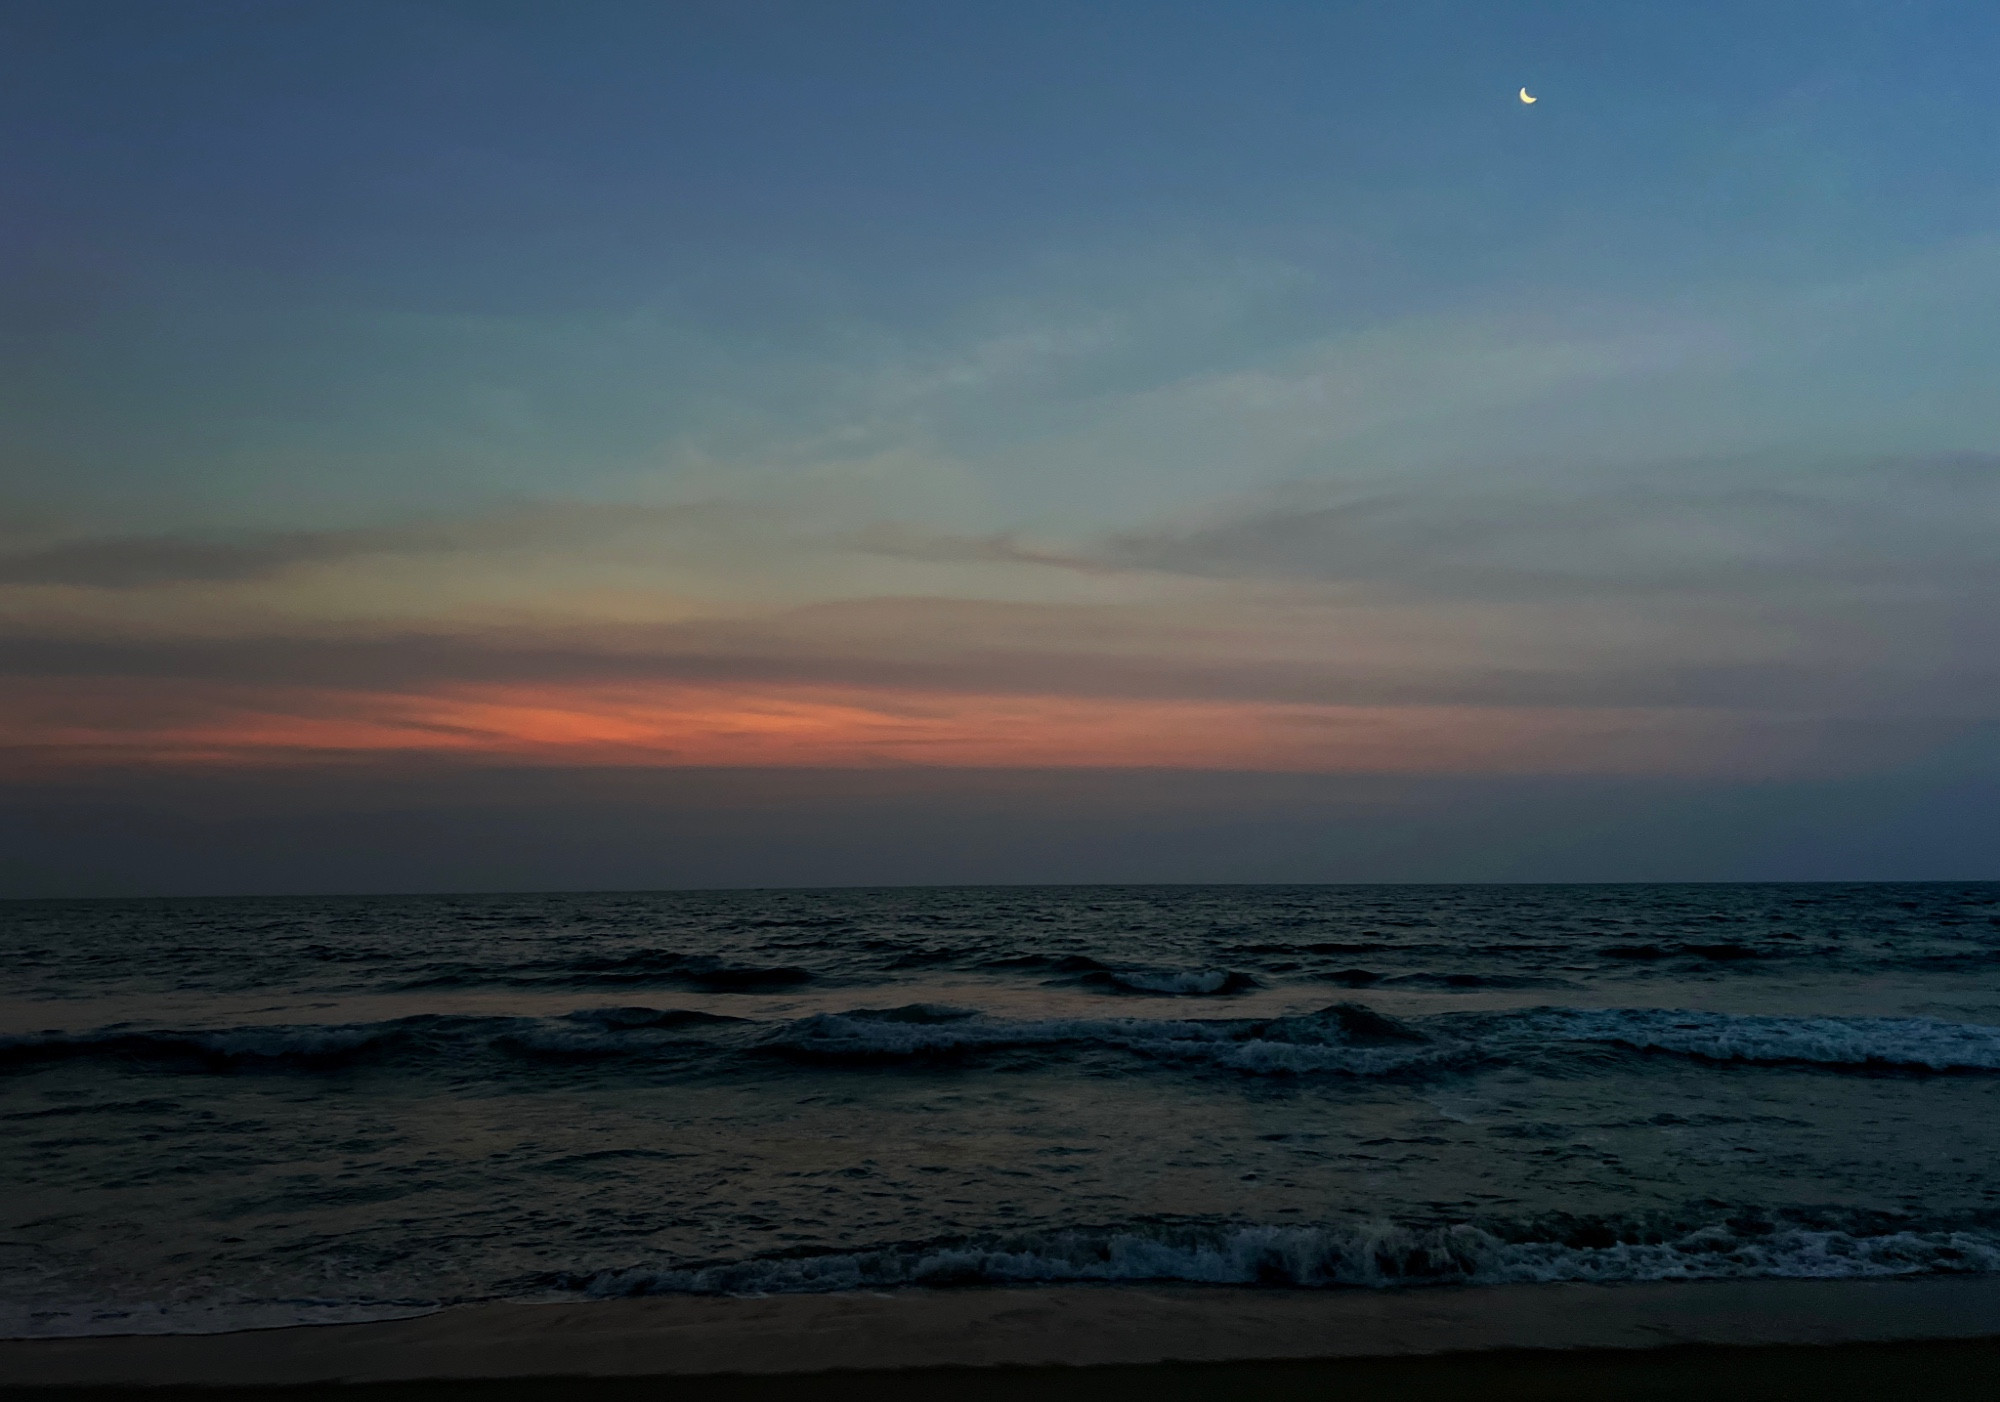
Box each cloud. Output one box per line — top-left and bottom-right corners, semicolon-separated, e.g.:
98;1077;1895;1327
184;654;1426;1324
0;582;1936;713
1096;451;2000;596
0;499;779;590
1;449;1992;784
3;666;1936;783
0;572;1986;783
0;531;378;588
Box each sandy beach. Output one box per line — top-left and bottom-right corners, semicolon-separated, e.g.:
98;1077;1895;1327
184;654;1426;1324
5;1276;2000;1399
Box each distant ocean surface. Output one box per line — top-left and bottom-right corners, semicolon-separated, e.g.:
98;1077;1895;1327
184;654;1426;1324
6;883;2000;1337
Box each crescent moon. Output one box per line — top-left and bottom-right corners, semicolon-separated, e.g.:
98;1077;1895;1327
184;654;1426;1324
1519;87;1537;104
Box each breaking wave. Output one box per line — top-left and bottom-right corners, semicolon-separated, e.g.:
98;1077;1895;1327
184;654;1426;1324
9;1004;1999;1079
765;1002;1449;1076
1507;1007;2000;1073
562;1215;2000;1297
1076;967;1259;996
767;1003;2000;1077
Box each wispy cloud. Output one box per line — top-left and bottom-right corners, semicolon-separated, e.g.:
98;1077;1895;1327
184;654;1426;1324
0;500;790;592
0;531;386;589
2;446;1991;782
1;669;1892;781
1098;452;2000;598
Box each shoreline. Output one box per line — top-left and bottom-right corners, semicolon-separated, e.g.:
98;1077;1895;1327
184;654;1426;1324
5;1276;2000;1394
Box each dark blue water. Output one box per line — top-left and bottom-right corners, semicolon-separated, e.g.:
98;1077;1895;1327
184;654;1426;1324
6;883;2000;1336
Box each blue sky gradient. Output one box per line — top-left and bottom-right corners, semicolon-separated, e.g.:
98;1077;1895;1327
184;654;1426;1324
3;1;1996;890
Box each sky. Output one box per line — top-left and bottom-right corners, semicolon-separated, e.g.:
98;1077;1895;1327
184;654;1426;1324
4;0;1998;894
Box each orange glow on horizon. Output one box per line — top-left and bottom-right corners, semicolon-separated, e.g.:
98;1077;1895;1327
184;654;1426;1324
0;675;1759;777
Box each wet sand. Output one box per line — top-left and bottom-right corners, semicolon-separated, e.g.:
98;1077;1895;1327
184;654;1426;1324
5;1277;2000;1399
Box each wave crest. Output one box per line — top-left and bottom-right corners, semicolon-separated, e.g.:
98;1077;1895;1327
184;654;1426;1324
563;1216;2000;1297
1512;1008;2000;1072
10;1005;1998;1080
764;1002;1452;1076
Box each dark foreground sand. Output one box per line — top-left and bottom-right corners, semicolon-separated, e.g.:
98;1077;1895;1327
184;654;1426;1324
6;1277;2000;1400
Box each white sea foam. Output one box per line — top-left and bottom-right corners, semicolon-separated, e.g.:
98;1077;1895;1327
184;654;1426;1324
1511;1008;2000;1071
10;1006;1999;1079
574;1219;2000;1297
1082;967;1257;995
1115;970;1237;994
768;1004;2000;1077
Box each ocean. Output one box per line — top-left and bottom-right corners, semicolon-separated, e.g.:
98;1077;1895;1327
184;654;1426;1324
5;882;2000;1338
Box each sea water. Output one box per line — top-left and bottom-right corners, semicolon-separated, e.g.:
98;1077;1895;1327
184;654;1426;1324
5;883;2000;1336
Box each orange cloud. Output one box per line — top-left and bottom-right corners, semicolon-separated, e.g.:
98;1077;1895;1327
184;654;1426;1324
1;675;1787;776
